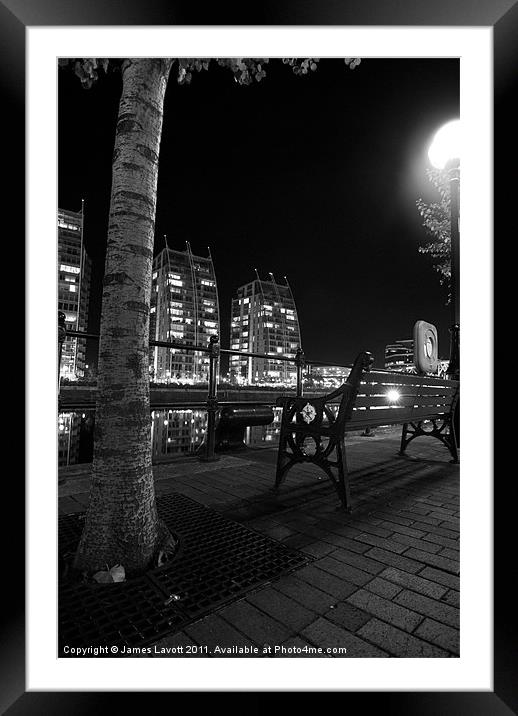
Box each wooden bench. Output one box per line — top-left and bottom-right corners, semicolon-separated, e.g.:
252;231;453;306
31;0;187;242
274;351;459;511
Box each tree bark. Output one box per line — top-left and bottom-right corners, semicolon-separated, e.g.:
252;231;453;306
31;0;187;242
74;59;173;575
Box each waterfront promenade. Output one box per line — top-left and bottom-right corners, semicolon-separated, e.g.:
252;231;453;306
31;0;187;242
59;427;460;658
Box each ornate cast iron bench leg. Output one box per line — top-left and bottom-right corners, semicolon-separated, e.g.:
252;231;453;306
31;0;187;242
398;423;411;456
399;420;459;464
336;439;352;512
274;431;292;491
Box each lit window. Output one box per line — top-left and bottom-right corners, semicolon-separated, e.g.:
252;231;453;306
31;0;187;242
69;284;76;292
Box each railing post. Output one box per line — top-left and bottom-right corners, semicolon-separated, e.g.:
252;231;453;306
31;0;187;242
295;348;305;398
58;311;66;394
201;334;220;462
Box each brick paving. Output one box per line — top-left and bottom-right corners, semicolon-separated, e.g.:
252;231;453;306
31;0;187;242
59;426;460;658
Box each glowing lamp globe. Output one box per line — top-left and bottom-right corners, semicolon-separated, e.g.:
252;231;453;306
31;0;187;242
428;119;460;169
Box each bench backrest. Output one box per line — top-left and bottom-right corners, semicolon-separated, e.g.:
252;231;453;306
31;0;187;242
277;351;459;435
346;369;459;430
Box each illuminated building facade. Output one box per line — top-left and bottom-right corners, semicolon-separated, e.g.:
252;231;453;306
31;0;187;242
384;340;415;371
308;365;351;388
150;243;220;382
229;275;302;385
58;206;92;380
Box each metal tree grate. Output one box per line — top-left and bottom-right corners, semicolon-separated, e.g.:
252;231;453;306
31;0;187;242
59;493;311;655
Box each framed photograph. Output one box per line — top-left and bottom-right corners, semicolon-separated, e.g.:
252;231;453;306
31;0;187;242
8;0;509;709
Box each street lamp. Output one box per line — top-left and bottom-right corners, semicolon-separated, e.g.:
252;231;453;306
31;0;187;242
428;119;460;381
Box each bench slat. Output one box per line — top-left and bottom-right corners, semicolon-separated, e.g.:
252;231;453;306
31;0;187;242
413;385;459;396
362;371;458;389
354;395;429;409
347;405;450;426
321;394;454;410
358;383;457;397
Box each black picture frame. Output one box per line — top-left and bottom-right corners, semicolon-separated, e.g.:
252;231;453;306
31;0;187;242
8;0;510;711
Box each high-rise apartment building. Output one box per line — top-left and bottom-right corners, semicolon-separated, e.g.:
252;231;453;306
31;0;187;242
150;243;220;382
384;339;415;371
229;275;302;385
58;206;92;380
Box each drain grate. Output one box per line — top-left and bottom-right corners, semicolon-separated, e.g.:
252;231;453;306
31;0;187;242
59;493;311;655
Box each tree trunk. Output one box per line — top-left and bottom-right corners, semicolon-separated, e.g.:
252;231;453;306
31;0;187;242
74;59;172;575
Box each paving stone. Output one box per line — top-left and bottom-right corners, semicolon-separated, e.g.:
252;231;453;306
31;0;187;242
322;534;373;554
426;505;457;516
184;614;260;656
414;618;460;655
303;528;369;553
357;619;449;658
439;547;460;560
414;497;445;508
324;601;372;632
246;588;316;631
354;533;409;554
419;567;460;590
294;565;358;599
397;511;443;526
346;589;423;632
395;504;432;516
429;512;460;526
440;589;460;608
363;547;425;574
273;575;339;613
346;520;393;538
371;511;415;527
394;590;460;628
378;567;448;600
364;576;403;600
391;533;443;553
379;522;427;539
301;618;388;657
315;555;373;586
402;548;460;575
299;541;340;558
422;533;460;550
326;548;386;575
412;523;460;539
261;524;299;540
217;599;293;645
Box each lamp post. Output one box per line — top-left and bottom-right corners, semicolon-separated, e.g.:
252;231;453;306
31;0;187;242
428;119;460;381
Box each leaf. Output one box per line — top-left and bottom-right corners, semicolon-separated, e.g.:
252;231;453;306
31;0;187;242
92;570;114;583
109;564;126;582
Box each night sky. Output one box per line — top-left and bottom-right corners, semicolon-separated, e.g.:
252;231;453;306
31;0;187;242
58;58;459;370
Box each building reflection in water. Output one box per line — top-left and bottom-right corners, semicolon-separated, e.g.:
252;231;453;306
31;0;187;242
58;406;289;466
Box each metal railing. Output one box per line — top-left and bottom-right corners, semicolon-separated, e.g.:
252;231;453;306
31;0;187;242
57;311;353;462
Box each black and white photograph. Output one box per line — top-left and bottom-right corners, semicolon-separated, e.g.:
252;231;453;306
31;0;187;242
7;5;507;706
56;54;464;662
